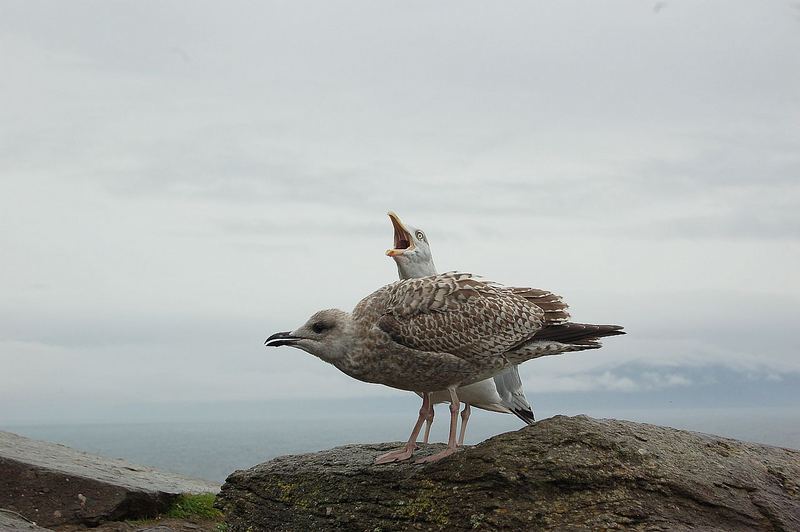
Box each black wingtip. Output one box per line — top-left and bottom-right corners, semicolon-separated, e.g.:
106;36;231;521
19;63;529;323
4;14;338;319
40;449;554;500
512;407;536;425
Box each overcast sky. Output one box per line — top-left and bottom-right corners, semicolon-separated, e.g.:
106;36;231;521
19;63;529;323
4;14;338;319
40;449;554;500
1;1;799;424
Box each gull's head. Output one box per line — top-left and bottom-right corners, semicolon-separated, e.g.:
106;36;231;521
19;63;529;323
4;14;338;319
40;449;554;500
264;309;351;363
385;211;436;279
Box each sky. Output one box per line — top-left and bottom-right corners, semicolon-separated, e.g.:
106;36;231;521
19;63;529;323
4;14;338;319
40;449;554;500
1;1;799;424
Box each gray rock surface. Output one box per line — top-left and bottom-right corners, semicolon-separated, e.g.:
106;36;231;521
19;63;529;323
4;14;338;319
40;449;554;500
0;510;54;531
0;431;220;528
217;415;800;531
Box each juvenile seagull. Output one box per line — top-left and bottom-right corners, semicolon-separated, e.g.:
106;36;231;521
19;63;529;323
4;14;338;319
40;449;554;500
265;273;624;464
386;211;537;444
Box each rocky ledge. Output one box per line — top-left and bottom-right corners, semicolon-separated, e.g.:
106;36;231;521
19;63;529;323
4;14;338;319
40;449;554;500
217;415;800;531
0;431;219;529
0;510;53;532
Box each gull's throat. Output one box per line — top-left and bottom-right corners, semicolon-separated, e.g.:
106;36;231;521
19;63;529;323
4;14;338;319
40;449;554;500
387;212;414;256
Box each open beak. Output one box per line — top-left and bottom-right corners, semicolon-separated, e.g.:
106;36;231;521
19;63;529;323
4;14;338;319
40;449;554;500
264;331;300;347
386;211;414;257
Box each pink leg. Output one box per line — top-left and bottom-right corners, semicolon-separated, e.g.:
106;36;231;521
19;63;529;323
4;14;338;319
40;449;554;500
457;403;471;446
375;393;432;464
416;388;461;464
422;404;435;444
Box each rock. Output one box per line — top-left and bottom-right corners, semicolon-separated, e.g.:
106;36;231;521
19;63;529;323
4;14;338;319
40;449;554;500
0;431;220;528
0;510;53;531
217;415;800;531
48;517;223;532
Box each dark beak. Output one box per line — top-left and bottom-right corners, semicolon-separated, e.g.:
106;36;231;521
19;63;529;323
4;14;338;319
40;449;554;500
264;331;300;347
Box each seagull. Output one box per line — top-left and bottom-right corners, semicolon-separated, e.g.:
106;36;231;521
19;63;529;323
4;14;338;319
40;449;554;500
265;272;624;464
386;211;536;445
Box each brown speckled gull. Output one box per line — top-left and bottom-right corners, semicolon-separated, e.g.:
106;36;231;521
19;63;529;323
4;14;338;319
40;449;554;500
265;272;624;463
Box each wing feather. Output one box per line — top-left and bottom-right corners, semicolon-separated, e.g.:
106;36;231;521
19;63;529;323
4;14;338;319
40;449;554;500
505;287;570;324
376;273;544;363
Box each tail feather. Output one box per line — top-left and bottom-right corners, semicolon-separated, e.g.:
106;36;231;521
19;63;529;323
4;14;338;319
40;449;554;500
506;340;599;365
506;323;624;365
531;322;625;344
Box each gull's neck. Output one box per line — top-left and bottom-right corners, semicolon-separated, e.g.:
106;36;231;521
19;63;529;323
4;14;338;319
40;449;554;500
397;258;438;280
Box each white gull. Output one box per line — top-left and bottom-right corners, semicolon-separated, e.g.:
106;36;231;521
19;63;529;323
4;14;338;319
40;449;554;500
385;211;535;445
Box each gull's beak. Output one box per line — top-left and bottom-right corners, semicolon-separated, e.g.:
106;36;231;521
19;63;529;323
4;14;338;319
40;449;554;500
386;211;414;257
264;331;300;347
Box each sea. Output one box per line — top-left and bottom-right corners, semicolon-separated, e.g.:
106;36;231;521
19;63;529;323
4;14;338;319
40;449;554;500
5;403;799;483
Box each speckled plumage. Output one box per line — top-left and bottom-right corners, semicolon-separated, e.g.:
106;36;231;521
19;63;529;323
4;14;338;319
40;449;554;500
376;273;543;361
266;268;625;464
326;272;620;393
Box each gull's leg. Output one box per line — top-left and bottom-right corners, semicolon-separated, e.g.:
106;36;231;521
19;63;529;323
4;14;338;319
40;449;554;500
457;403;471;446
416;387;461;464
375;392;431;464
422;404;435;444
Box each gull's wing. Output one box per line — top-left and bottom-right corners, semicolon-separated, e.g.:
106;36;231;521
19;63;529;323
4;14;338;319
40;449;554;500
492;366;535;424
376;272;544;364
506;287;570;324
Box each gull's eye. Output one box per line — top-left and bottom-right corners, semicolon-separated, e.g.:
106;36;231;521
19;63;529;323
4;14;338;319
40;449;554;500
311;322;327;334
415;231;425;240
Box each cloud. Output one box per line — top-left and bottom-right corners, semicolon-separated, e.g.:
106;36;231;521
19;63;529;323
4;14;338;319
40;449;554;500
81;127;800;244
2;1;799;423
523;368;692;393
